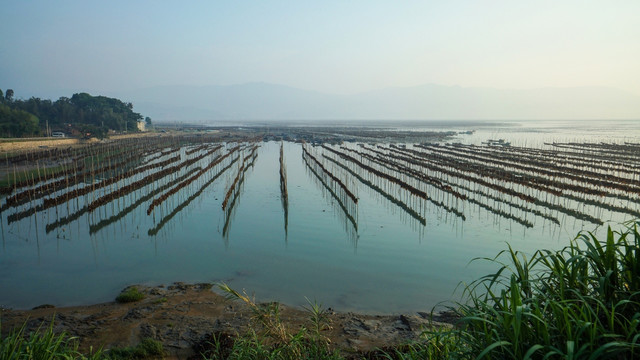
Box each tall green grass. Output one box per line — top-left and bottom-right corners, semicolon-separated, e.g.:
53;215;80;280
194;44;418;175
0;321;103;360
104;338;163;359
0;321;162;360
409;221;640;359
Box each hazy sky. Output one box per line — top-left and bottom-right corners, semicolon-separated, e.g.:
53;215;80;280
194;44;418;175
1;1;639;98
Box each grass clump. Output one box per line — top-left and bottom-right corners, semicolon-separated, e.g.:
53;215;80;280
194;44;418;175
0;320;103;360
105;338;163;359
404;221;640;359
115;287;145;304
152;297;167;305
212;284;340;360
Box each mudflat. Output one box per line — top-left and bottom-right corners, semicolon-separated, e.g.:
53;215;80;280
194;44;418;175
0;283;452;359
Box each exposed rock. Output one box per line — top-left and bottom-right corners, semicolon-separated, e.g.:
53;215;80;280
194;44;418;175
399;314;432;332
123;308;146;321
149;287;166;296
139;323;158;339
362;319;380;331
32;304;55;310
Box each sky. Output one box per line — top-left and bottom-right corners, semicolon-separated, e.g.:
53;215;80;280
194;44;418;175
1;1;640;99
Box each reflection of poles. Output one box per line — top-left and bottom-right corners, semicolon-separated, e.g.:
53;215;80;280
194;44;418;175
222;150;259;241
279;142;288;236
324;154;426;226
148;154;241;236
222;146;258;211
42;154;181;211
147;146;231;215
223;163;246;211
302;150;358;246
323;144;466;220
83;167;201;234
304;145;358;204
1;211;5;251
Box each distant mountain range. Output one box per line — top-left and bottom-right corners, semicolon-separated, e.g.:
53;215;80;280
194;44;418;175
116;83;640;122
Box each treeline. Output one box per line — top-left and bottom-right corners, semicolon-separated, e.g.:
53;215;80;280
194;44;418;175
0;88;150;138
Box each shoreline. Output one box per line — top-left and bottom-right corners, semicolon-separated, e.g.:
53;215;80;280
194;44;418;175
0;282;454;359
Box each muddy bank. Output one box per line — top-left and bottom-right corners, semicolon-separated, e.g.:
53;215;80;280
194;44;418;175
0;283;453;359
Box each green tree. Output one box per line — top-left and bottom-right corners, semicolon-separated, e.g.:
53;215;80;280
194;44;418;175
0;104;40;137
0;90;146;138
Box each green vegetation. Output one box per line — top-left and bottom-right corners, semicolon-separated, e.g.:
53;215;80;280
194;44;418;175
0;104;40;138
405;220;640;359
201;330;341;360
0;321;103;360
0;88;147;138
105;338;163;360
152;297;167;305
115;287;146;303
212;283;341;360
0;322;161;360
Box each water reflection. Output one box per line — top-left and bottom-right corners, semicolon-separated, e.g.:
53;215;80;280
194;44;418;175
324;155;426;227
303;145;359;246
279;142;289;238
2;128;639;312
149;154;241;236
222;148;258;240
87;167;202;234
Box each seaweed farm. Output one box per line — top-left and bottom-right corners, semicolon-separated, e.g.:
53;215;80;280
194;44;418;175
1;121;640;313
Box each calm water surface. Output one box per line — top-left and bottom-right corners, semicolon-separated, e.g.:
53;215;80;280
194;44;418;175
1;120;639;313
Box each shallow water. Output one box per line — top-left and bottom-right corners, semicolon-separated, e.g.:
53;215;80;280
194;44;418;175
1;120;639;313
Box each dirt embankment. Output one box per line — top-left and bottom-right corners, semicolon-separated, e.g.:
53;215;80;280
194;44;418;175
0;283;453;359
0;131;238;156
0;138;91;153
0;132;173;154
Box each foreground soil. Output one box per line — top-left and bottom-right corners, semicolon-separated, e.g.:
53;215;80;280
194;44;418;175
0;283;453;359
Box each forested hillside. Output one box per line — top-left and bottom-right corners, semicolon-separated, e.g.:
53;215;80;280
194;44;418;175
0;88;150;138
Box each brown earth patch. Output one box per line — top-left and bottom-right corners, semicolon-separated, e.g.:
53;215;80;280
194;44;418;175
0;137;94;153
0;283;452;359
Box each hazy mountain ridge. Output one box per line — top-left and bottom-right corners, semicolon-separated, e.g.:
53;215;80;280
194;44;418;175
121;83;640;122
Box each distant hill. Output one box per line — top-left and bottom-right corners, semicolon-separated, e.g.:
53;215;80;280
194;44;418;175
119;83;640;122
